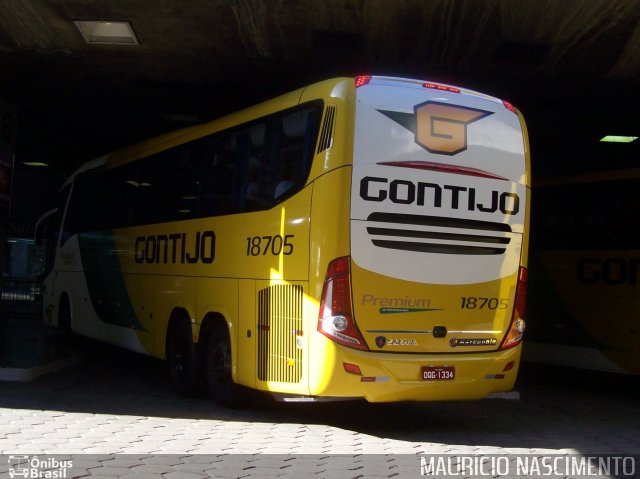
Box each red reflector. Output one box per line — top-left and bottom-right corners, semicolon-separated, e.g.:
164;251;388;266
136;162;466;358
423;82;460;94
355;75;372;88
503;361;514;372
519;266;528;284
500;266;528;350
515;267;528;320
502;100;517;113
343;363;362;375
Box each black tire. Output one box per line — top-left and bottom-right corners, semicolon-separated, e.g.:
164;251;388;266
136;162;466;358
204;323;239;407
167;321;199;397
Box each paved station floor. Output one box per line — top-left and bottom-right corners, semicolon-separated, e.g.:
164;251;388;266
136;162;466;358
0;340;638;477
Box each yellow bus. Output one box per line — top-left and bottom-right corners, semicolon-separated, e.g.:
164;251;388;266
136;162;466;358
526;169;640;374
42;76;530;405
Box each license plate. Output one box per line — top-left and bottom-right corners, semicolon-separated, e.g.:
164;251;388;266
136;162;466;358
421;366;455;381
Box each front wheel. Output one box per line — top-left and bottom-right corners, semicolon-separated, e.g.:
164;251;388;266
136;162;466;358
203;324;239;407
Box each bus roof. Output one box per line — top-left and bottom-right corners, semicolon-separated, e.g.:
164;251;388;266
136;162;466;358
362;76;503;104
62;76;509;189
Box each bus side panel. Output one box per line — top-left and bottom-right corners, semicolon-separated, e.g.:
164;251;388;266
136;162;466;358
118;272;163;355
46;233;155;355
527;249;640;374
307;168;352;395
236;279;257;388
525;175;640;374
117;193;312;282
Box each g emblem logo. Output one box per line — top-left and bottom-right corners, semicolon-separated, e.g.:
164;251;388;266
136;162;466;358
415;102;492;155
378;102;493;156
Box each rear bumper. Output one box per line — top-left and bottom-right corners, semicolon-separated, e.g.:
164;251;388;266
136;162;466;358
309;344;521;402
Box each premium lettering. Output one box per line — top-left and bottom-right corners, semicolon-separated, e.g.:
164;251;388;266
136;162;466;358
359;176;519;215
135;231;215;264
361;294;431;308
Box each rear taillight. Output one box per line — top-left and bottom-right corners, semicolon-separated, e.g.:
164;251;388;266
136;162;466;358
500;267;527;350
318;256;369;351
502;100;517;113
355;75;372;88
422;82;460;94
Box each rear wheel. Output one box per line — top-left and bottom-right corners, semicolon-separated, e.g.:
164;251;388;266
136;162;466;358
203;323;239;407
167;321;199;396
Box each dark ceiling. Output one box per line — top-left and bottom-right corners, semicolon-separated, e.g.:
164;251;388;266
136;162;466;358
1;0;639;181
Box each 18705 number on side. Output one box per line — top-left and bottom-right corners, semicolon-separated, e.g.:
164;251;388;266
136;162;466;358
246;235;294;256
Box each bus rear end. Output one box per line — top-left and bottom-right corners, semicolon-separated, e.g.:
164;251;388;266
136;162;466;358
314;76;529;402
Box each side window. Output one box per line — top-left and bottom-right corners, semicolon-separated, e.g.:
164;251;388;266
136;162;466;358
138;150;177;225
36;186;69;271
185;134;230;217
173;146;202;220
231;101;321;213
213;132;240;215
62;185;78;237
64;172;100;235
155;146;191;222
235;123;267;211
271;106;320;202
113;161;142;227
61;101;323;231
39;208;62;275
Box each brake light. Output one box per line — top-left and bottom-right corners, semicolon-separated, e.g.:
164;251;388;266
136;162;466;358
423;82;460;94
500;267;527;350
355;75;372;88
318;256;369;351
502;100;517;113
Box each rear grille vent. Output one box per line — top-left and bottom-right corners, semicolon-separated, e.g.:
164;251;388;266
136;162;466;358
317;106;336;153
366;212;512;255
257;284;304;383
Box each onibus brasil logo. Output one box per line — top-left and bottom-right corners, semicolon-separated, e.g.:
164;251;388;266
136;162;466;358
8;456;73;478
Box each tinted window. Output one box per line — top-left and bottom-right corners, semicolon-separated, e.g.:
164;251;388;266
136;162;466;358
64;101;322;233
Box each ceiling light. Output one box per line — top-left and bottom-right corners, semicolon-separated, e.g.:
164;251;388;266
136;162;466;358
23;162;48;167
600;136;638;143
74;21;139;45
